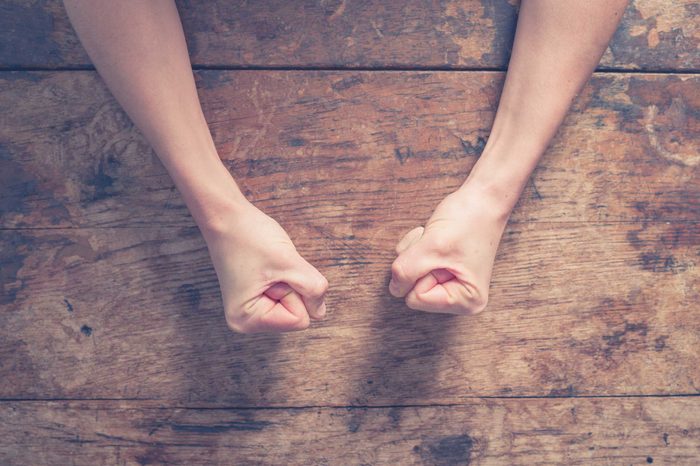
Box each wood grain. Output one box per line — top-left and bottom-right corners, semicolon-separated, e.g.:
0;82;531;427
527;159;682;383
1;71;698;229
1;219;697;403
1;398;699;465
2;1;698;463
0;0;698;71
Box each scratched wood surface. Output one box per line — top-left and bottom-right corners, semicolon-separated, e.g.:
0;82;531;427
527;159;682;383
1;71;698;229
1;0;700;465
1;398;699;465
1;222;698;402
0;0;698;71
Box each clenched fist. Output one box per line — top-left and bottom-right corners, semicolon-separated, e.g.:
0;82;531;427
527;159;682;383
389;186;510;315
203;202;328;333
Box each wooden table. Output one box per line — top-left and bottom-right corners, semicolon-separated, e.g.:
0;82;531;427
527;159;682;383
1;1;698;464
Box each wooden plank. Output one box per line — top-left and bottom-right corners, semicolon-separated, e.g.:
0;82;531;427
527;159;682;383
1;71;698;228
1;220;697;403
0;398;699;465
0;0;698;71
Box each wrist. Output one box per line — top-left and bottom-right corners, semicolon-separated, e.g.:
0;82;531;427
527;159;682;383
455;178;515;223
193;186;251;241
166;155;250;237
458;147;537;218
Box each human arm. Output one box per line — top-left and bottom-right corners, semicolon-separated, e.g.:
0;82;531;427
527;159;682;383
64;0;328;332
389;0;629;314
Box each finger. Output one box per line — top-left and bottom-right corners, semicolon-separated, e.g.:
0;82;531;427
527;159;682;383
282;259;329;320
395;226;424;255
232;285;309;333
412;272;438;295
411;268;455;295
406;277;481;315
405;269;455;313
389;247;436;298
405;283;456;314
256;301;310;332
265;282;308;320
255;283;310;331
264;281;295;301
313;301;327;321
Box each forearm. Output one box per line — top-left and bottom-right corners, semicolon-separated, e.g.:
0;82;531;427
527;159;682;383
464;0;628;211
64;0;244;229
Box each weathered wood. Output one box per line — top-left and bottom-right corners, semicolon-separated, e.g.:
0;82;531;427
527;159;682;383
1;2;697;463
1;398;699;465
1;219;697;403
0;0;698;71
1;71;698;228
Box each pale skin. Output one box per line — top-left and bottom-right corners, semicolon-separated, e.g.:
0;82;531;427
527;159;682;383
64;0;628;331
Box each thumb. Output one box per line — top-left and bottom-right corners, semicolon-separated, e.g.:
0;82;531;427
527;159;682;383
389;240;436;298
396;226;424;254
281;257;329;320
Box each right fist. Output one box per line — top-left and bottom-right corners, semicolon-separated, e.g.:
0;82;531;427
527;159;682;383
203;202;328;333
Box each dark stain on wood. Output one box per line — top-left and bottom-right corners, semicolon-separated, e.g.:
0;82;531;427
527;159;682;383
177;283;201;309
194;69;229;90
608;2;700;71
0;144;37;219
83;153;121;203
0;0;63;66
414;434;474;466
530;178;543;200
549;385;577;398
394;146;413;164
387;407;401;427
288;137;307;147
135;447;169;466
601;322;649;357
654;336;669;352
639;252;689;274
332;75;365;92
479;0;519;66
550;289;694;381
459;136;486;157
347;410;363;433
80;325;92;337
626;222;697;275
63;298;74;313
0;233;32;305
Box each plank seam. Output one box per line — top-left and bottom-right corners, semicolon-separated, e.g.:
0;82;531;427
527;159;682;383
0;65;699;74
1;393;699;410
2;220;699;232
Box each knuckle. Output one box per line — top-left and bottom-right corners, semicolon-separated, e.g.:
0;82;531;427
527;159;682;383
295;315;311;331
462;295;488;316
454;281;488;315
260;268;275;282
471;296;488;314
428;235;449;251
225;310;255;334
391;259;408;281
405;295;420;311
311;275;329;295
226;317;250;334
